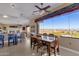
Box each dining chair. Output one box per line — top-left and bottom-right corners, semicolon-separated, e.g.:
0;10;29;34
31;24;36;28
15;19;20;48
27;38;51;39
31;34;38;50
50;35;60;56
31;34;43;53
0;34;4;47
36;33;48;55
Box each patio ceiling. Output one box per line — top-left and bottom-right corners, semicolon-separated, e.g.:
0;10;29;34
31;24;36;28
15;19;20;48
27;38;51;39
0;3;64;25
0;3;72;25
35;3;79;22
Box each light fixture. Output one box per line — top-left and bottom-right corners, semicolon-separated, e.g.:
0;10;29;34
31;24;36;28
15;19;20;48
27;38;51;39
10;3;15;8
3;15;8;18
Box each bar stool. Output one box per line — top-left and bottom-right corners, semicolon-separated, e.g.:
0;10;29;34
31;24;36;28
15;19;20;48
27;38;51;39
0;34;4;47
8;34;17;46
14;34;18;45
16;34;22;43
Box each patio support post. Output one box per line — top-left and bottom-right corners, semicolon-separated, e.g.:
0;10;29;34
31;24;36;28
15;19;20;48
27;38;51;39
35;22;39;34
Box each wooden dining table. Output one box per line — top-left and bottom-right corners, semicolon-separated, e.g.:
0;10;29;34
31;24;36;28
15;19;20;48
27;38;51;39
31;35;55;56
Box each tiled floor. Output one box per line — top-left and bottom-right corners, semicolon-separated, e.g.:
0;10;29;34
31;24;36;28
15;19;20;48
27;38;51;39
0;37;79;56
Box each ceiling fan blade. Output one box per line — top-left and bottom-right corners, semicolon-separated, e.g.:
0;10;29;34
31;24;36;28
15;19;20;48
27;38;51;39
35;5;42;10
43;5;50;10
44;10;50;13
33;10;38;13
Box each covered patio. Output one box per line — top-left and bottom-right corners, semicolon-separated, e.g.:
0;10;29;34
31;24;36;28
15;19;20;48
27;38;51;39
0;3;79;56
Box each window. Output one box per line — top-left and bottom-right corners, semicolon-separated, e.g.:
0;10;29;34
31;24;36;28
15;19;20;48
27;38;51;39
39;10;79;38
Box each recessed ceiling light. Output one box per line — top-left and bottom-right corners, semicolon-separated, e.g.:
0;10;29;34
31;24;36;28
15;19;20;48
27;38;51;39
3;15;8;18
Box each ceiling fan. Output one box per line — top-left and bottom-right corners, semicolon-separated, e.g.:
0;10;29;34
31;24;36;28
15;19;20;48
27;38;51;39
33;3;51;15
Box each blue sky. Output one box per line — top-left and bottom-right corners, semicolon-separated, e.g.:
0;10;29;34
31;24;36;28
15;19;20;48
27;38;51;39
39;10;79;30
